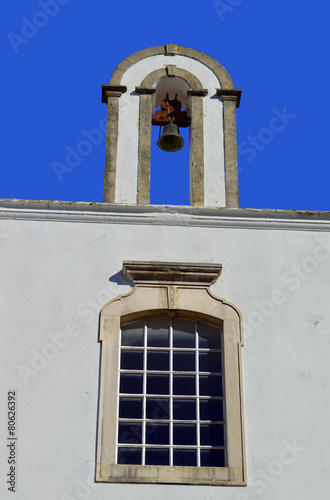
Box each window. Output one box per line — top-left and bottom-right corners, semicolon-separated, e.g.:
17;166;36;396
117;317;225;467
96;262;246;485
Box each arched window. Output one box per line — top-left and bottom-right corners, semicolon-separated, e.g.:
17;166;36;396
96;261;246;486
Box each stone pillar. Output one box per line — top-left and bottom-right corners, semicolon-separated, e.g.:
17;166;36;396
217;89;241;208
188;90;207;206
102;85;127;203
135;88;156;205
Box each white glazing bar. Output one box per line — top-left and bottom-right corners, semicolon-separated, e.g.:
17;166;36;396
221;335;227;466
115;326;123;464
195;320;201;466
169;318;173;466
142;320;147;465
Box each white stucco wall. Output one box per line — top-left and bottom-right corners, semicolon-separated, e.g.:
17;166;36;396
1;202;330;499
116;54;225;206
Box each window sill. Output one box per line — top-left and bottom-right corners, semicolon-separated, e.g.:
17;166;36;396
96;463;246;486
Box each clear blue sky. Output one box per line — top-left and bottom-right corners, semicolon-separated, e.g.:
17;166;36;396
1;1;330;210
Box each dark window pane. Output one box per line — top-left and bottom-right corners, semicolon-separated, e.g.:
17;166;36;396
173;318;195;348
147;318;169;347
173;351;195;371
121;321;144;347
201;449;225;467
147;351;169;371
146;423;169;444
121;350;143;370
200;399;223;421
147;374;169;395
120;373;143;394
173;399;196;420
200;424;224;446
117;447;141;465
199;352;222;373
146;398;170;419
173;424;196;445
198;322;221;349
145;448;169;465
173;449;197;466
118;422;142;444
173;375;195;395
119;397;143;419
199;375;222;396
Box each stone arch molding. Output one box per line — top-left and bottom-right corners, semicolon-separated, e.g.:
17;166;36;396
102;44;241;208
109;44;234;88
96;261;246;485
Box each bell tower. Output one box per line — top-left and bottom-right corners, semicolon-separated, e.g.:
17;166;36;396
101;44;241;207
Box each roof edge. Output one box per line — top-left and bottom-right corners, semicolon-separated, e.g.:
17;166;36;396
0;199;330;230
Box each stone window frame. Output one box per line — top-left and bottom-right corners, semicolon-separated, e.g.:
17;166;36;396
96;261;246;486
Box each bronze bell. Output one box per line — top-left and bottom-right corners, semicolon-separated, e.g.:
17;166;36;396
157;123;184;152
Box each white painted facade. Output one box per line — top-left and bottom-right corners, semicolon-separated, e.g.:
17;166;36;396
1;201;330;499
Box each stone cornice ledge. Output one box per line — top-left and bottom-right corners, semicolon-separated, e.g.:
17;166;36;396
0;199;330;231
123;261;222;286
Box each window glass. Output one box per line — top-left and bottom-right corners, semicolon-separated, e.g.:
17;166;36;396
146;423;169;444
173;351;195;371
119;397;143;419
173;375;195;395
118;422;142;444
121;350;143;370
200;399;223;422
199;351;221;372
121;320;144;346
117;317;224;467
146;398;169;419
173;318;195;347
200;424;224;446
173;399;196;420
199;375;222;396
147;318;169;347
117;448;141;465
173;424;196;445
200;449;225;467
147;374;170;395
198;322;221;349
173;449;197;466
145;448;169;466
120;374;143;394
147;351;169;371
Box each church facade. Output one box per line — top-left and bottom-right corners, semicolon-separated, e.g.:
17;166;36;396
1;45;329;499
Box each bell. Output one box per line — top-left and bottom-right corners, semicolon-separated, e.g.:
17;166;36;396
157;123;184;152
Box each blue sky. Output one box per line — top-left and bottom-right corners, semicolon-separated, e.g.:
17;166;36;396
1;0;330;210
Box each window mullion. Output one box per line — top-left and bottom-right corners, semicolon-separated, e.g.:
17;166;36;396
195;320;201;466
142;320;147;465
116;325;122;464
169;318;173;466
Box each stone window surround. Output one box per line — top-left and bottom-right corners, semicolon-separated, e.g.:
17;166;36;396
102;44;241;208
96;261;246;486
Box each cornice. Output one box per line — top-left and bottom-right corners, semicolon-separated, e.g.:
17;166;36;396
0;199;330;232
123;261;222;286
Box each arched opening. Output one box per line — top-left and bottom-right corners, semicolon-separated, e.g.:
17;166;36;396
150;77;191;205
150;107;190;205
